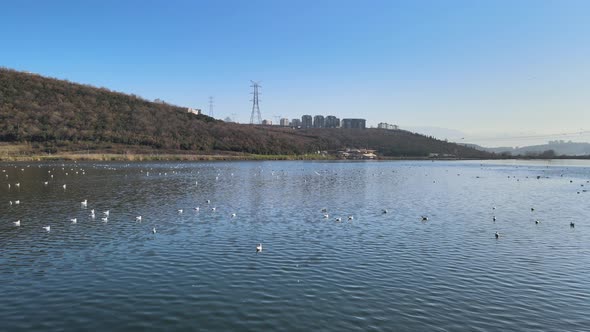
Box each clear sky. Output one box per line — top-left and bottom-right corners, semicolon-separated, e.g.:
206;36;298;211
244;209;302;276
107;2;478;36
1;0;589;146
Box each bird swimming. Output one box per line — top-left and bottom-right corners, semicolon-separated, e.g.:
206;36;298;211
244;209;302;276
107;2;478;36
101;217;108;222
103;210;110;216
194;207;200;211
178;209;184;213
348;215;354;221
493;216;497;221
136;216;142;222
323;214;329;219
231;213;236;218
13;220;20;227
570;221;575;228
70;218;77;224
335;217;342;222
256;243;262;253
495;232;500;239
81;199;88;207
382;209;388;214
152;227;157;234
535;220;540;224
43;225;51;232
422;216;429;221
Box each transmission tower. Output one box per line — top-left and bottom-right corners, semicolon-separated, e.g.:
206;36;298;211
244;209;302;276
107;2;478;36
208;96;214;117
249;81;262;124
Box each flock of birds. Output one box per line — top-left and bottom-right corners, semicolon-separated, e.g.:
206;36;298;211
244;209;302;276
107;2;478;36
1;162;587;251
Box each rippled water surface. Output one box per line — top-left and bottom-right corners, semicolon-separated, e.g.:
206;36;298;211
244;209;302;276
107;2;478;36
1;160;589;331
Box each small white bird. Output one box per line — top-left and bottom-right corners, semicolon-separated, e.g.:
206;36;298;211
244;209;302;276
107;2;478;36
348;215;354;221
136;216;142;222
152;227;157;234
70;218;77;224
535;220;540;224
43;181;48;185
15;183;20;187
103;210;110;216
90;209;95;218
43;225;51;232
81;199;88;207
178;209;184;214
14;220;21;227
63;184;67;189
194;207;200;211
9;201;12;205
495;232;500;239
422;216;429;221
323;214;329;219
256;243;262;253
382;209;388;214
14;200;20;205
231;213;236;218
335;217;342;222
206;200;211;204
211;207;216;212
101;217;108;222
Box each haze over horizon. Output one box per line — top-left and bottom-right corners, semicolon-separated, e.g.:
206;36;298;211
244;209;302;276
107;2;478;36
1;0;589;147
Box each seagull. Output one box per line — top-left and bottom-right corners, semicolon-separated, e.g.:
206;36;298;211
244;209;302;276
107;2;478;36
335;217;342;222
152;227;157;234
43;225;51;232
136;216;142;222
570;221;575;228
535;220;540;224
13;220;21;227
382;209;388;214
101;217;108;222
90;209;95;218
178;209;184;213
348;215;354;221
63;184;67;190
493;216;497;221
495;232;500;239
206;200;211;204
422;216;429;221
14;200;20;205
81;199;88;207
194;207;200;211
15;183;20;187
492;206;496;210
43;181;48;185
211;207;216;212
321;208;328;213
323;214;329;219
9;201;12;205
231;213;236;218
256;243;262;253
103;210;110;216
70;218;77;224
531;208;535;212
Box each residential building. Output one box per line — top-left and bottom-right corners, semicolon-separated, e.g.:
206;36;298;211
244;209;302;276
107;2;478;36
291;119;301;127
377;122;399;130
325;115;340;128
341;118;366;129
313;115;325;128
301;115;313;128
280;118;290;127
261;119;272;126
187;108;201;115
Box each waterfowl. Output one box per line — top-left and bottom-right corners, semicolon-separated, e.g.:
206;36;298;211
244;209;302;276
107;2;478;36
256;243;262;253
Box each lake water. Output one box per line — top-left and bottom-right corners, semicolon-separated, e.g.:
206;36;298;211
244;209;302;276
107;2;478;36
1;160;589;331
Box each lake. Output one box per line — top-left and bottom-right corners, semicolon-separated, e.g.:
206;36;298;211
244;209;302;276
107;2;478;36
1;160;589;331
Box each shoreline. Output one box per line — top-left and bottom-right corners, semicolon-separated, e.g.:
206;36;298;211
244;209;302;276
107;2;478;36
0;152;588;162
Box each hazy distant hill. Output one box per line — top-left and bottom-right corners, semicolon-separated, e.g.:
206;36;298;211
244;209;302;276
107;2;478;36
0;68;490;158
463;141;590;156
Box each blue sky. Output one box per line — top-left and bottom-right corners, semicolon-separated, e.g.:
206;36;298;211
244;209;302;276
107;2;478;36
1;0;589;146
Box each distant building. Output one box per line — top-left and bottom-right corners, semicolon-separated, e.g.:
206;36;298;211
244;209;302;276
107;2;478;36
341;118;366;129
262;119;273;126
187;108;201;115
301;115;313;128
313;115;325;128
280;118;290;127
291;119;301;128
377;122;398;130
325;115;340;128
337;148;377;159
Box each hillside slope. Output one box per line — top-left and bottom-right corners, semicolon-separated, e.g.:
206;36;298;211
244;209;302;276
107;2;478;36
0;68;490;158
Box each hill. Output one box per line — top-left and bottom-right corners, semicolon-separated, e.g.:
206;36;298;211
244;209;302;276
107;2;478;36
0;68;491;159
463;141;590;157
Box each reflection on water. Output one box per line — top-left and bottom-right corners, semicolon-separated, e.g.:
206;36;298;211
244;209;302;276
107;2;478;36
1;160;589;331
